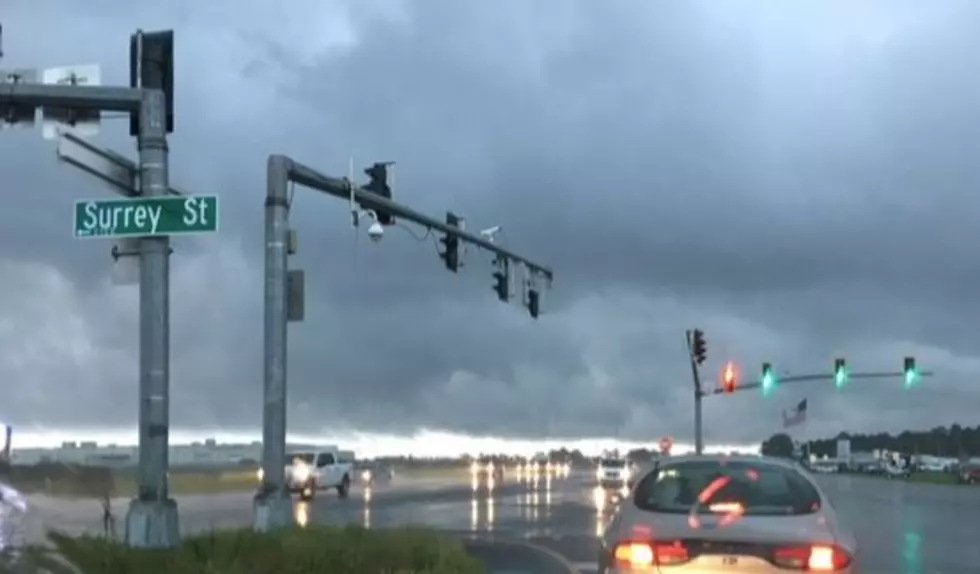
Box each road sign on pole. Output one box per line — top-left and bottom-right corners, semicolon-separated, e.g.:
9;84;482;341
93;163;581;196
73;195;219;238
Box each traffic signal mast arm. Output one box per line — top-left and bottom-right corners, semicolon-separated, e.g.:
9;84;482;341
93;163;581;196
703;370;935;397
284;157;554;282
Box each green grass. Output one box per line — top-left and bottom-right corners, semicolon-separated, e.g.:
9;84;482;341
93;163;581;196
3;525;483;574
907;471;961;485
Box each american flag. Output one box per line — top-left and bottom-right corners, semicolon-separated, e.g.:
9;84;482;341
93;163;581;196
783;399;808;428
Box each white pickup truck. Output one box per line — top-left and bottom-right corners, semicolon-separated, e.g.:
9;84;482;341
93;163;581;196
266;447;354;501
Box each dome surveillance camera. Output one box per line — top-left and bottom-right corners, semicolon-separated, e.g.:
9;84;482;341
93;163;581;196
367;220;384;242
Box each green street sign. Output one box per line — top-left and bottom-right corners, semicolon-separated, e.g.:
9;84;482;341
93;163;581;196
73;195;219;239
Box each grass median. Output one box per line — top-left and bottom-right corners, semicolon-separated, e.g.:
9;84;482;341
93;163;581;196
7;525;482;574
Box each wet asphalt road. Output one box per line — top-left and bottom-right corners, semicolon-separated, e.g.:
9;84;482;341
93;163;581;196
27;470;980;572
298;471;980;574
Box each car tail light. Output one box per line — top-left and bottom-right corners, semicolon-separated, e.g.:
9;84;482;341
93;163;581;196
772;544;853;571
612;540;689;567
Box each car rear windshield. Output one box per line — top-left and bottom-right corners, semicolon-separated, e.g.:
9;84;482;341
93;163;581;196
634;460;821;516
601;459;627;468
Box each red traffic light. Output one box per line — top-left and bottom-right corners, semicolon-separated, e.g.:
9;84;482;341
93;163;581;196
722;362;737;393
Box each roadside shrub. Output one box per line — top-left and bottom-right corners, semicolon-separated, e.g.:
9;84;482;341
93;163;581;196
7;526;482;573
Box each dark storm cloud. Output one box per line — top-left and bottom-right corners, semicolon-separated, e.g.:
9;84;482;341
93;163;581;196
2;0;979;446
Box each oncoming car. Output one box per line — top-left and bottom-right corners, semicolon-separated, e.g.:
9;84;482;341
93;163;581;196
599;455;857;573
596;456;633;489
470;456;504;481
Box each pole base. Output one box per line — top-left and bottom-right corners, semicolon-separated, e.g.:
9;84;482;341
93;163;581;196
252;489;293;532
124;498;179;548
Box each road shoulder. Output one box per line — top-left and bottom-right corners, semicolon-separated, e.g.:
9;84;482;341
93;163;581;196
462;537;583;573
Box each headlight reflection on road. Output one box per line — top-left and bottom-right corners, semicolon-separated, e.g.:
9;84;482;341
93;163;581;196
363;486;372;528
469;493;496;532
593;487;606;512
294;501;310;528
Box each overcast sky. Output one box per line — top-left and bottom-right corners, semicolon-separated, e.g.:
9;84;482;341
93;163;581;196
2;0;979;447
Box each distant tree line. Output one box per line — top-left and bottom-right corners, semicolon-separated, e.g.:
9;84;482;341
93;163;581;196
761;423;980;459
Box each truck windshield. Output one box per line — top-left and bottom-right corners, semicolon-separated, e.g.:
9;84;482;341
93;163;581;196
289;453;315;464
601;459;627;468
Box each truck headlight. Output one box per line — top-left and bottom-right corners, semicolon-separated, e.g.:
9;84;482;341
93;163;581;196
293;463;311;482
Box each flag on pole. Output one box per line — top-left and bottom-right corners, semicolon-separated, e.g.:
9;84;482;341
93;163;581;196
783;399;808;428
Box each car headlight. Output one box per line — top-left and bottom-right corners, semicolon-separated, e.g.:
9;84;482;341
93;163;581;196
361;469;372;481
596;468;603;479
470;462;480;474
257;468;264;481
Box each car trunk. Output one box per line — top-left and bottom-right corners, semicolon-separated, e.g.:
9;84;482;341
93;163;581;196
624;512;837;571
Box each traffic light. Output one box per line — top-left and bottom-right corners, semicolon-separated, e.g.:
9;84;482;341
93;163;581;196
527;288;540;319
761;362;776;396
903;356;919;387
440;212;461;272
833;358;849;388
129;29;175;135
692;330;707;366
722;362;737;393
492;255;510;302
362;162;395;225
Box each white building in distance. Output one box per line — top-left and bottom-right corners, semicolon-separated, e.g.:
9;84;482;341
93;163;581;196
10;439;321;468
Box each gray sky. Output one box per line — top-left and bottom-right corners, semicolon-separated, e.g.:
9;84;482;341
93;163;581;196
2;0;979;446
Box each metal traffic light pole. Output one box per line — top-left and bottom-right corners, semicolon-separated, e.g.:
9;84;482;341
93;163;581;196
684;330;933;456
684;330;706;455
704;370;935;396
254;154;554;532
1;29;181;549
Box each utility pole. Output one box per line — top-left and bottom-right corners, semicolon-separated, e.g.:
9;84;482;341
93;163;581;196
253;155;554;531
685;330;707;455
0;29;193;548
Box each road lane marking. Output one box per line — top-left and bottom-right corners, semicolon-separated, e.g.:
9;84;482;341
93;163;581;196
489;538;583;573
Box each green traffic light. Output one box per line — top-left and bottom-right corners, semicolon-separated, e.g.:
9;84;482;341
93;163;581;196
904;368;919;387
903;356;919;388
833;358;849;388
761;363;776;397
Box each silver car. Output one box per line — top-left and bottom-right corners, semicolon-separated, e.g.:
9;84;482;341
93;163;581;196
598;454;857;573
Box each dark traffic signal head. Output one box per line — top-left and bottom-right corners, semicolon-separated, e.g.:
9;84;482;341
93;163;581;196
903;356;919;387
440;212;461;272
692;329;707;365
833;358;848;388
129;29;175;135
492;256;510;302
362;162;395;225
527;288;540;318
